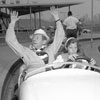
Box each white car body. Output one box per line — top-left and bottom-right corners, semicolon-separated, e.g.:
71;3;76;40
19;62;100;100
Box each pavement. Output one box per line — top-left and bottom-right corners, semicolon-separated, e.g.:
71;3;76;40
0;33;100;99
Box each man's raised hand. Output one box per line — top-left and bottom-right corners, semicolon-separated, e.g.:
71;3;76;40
50;6;59;21
10;11;21;24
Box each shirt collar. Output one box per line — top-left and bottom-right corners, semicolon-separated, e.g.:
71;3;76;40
29;44;46;51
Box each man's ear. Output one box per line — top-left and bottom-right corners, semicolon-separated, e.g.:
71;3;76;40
42;40;47;45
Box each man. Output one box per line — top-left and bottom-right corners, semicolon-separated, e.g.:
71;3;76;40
63;11;79;38
5;6;65;74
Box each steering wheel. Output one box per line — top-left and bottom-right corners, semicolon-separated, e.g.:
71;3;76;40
75;56;91;63
69;56;91;69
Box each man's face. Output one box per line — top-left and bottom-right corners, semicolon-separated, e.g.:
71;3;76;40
31;34;46;48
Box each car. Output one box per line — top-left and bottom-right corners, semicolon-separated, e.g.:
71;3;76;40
19;59;100;100
1;56;100;100
82;29;91;33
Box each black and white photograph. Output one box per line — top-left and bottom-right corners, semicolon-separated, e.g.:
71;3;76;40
0;0;100;100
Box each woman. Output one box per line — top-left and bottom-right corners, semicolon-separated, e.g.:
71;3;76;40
53;37;96;68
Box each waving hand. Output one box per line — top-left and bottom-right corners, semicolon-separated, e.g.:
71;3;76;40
10;11;21;24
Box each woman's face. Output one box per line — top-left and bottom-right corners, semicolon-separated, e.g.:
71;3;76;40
68;42;78;55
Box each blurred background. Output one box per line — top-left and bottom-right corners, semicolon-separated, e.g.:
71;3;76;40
1;0;100;100
0;0;100;43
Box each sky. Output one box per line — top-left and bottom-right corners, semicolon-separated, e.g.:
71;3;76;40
70;0;100;18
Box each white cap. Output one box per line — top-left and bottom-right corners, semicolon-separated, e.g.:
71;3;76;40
30;29;49;41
